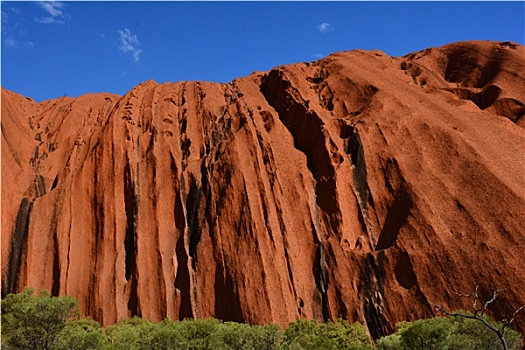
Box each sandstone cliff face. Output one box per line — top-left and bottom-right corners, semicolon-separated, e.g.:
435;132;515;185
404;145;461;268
2;40;525;336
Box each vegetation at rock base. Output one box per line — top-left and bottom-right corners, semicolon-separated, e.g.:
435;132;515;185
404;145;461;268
1;288;80;350
2;288;522;349
376;316;522;350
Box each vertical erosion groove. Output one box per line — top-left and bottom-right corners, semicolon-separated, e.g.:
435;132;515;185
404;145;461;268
313;245;329;322
260;70;341;229
174;186;192;318
214;262;244;323
88;148;105;318
124;162;139;316
3;198;33;297
34;174;47;197
186;177;203;270
51;231;60;296
174;232;193;319
360;252;390;339
49;193;63;298
347;130;368;209
345;127;377;247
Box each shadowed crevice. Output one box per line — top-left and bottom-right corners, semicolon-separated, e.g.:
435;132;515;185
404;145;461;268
394;251;417;289
313;244;329;322
213;262;244;323
51;231;60;296
3;198;33;297
260;70;341;233
124;162;137;282
360;252;390;339
186;176;203;270
376;191;413;251
175;232;193;319
376;158;413;251
346;129;368;209
124;161;140;317
128;275;140;318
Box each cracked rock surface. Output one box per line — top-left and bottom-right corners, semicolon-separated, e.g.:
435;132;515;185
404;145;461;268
2;40;524;336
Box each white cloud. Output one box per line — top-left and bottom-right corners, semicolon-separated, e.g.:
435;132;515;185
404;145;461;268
36;1;68;25
317;22;334;34
37;16;64;25
1;7;35;48
118;28;143;62
2;36;35;49
3;36;17;47
38;1;64;17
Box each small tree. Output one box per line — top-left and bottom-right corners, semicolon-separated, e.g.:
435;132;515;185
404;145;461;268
283;318;374;350
376;316;522;350
434;284;524;350
1;287;80;350
53;318;105;350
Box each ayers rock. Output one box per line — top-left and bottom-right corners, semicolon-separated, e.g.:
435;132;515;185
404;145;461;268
2;40;525;336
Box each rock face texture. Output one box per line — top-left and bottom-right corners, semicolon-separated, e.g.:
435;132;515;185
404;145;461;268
2;40;525;335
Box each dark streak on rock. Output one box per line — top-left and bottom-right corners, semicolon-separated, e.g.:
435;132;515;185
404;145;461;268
3;198;33;297
360;251;390;339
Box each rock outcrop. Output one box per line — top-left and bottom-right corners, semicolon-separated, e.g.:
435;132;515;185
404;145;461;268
2;40;524;336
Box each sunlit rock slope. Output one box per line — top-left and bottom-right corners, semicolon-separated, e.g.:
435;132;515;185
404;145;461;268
2;40;524;336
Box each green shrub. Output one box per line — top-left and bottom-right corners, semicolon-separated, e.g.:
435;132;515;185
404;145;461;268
205;322;283;350
2;289;522;350
283;318;374;350
447;313;522;350
377;314;523;350
135;319;189;350
54;318;105;350
177;318;222;349
397;317;452;350
1;288;79;350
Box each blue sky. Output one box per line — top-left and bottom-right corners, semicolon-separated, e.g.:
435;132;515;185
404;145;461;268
1;1;524;102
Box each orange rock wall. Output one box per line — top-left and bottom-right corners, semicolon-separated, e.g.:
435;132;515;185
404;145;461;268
2;41;525;336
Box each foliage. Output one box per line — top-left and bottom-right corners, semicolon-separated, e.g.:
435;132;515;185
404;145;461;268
1;289;523;349
207;321;284;350
376;314;523;350
54;318;105;350
104;317;151;350
103;318;283;350
1;287;79;350
282;318;374;350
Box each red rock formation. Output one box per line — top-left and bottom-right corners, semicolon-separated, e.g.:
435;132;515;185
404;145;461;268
2;40;524;336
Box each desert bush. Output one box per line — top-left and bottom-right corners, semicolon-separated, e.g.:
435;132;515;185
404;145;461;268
283;318;374;350
1;287;79;350
54;318;105;350
2;289;522;350
376;314;522;350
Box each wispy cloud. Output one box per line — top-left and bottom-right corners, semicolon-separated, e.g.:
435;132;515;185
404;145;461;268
36;1;68;25
317;22;334;34
38;1;64;17
3;36;17;48
2;8;34;48
118;28;142;62
2;10;16;47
